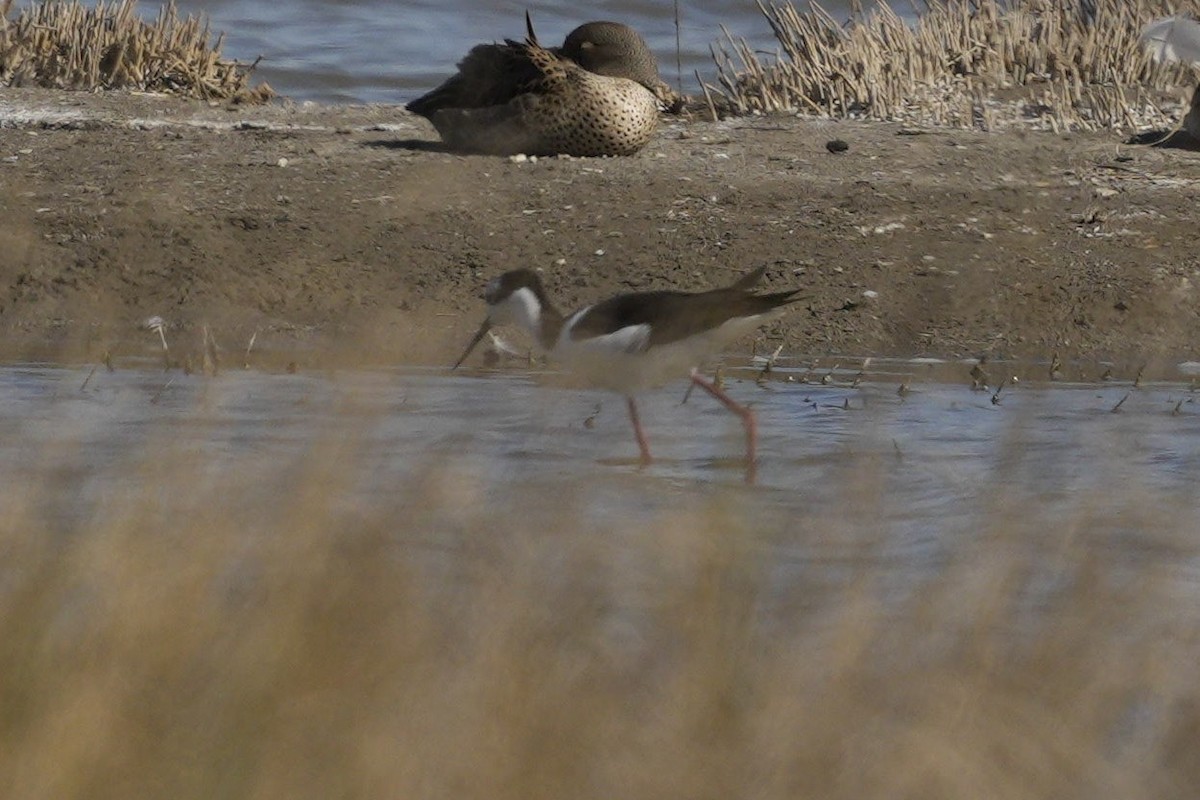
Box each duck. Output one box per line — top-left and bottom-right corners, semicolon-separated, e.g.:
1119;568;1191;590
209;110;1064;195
406;14;678;157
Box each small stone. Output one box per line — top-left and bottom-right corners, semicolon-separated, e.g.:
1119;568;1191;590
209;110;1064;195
276;157;289;168
826;139;849;153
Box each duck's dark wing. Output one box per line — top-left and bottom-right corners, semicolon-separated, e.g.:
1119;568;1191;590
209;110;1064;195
406;40;546;118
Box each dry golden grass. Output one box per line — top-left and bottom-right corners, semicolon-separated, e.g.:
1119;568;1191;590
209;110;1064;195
2;413;1198;800
0;0;270;102
711;0;1200;130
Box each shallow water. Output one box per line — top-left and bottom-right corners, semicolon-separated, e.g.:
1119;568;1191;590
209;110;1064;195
5;357;1200;656
5;359;1200;536
7;359;1200;791
157;0;871;104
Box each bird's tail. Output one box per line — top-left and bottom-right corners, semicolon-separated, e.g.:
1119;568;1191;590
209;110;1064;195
730;266;805;308
524;10;539;47
730;266;806;313
731;265;768;291
754;287;808;311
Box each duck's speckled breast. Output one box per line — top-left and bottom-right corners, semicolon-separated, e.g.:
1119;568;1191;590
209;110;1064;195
528;73;660;157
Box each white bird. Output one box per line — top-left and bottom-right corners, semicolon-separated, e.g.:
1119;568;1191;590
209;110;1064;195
452;267;805;469
1140;16;1200;142
1141;16;1200;64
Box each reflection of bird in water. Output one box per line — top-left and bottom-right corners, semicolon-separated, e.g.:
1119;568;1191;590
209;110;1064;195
1140;16;1200;141
407;14;679;156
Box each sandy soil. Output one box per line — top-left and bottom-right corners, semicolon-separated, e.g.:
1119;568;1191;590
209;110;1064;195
2;87;1199;370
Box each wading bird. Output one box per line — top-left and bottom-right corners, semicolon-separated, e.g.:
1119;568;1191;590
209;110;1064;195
452;267;805;471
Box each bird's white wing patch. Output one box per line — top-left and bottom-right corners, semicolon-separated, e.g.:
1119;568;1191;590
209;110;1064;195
573;323;652;355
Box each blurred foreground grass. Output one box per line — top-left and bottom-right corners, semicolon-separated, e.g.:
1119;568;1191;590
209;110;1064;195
1;420;1198;799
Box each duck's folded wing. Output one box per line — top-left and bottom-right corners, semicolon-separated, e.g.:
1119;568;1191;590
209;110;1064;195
407;41;544;117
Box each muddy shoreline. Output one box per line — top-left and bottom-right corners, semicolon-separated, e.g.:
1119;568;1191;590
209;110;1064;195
1;88;1198;371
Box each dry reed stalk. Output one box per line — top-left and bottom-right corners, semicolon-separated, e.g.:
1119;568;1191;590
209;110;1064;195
696;70;720;121
0;0;270;102
714;0;1200;131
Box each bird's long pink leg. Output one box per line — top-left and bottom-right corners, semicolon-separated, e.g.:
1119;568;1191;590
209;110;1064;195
689;369;758;465
626;396;653;464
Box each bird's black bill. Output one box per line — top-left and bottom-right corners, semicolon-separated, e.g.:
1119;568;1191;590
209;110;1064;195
452;319;492;369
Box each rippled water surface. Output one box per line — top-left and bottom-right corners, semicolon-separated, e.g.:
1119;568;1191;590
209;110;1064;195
155;0;870;103
5;359;1200;522
5;357;1200;637
7;358;1200;792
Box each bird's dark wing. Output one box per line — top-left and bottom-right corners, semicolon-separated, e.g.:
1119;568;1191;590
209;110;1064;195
406;40;548;117
569;280;803;350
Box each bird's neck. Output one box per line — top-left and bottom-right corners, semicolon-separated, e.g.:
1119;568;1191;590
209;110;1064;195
507;286;565;351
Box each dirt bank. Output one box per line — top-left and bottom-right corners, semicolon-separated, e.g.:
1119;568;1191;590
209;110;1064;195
1;88;1198;369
